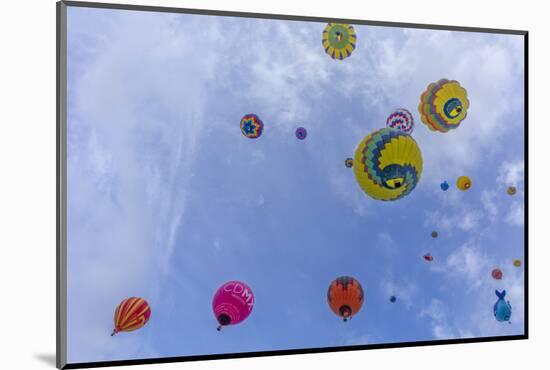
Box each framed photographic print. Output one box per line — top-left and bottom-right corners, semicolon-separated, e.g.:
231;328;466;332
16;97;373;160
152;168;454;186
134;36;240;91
57;1;527;368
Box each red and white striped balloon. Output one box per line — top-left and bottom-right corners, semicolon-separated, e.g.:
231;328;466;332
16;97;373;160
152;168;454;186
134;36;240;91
386;108;414;134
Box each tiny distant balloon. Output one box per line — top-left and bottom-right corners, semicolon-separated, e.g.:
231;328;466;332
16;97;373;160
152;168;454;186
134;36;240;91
492;268;503;280
507;186;517;195
327;276;364;322
513;259;522;268
494;290;512;323
240;114;264;139
212;281;254;331
457;176;472;191
345;158;354;168
424;253;433;262
295;127;307;140
440;181;449;191
112;297;151;336
431;231;438;238
390;296;397;303
386;108;414;134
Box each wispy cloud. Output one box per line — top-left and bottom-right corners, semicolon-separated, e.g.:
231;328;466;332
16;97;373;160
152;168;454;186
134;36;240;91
67;9;220;362
433;242;489;290
381;279;417;309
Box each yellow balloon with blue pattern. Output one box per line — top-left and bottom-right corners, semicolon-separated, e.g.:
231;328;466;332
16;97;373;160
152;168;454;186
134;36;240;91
418;79;469;132
353;128;423;201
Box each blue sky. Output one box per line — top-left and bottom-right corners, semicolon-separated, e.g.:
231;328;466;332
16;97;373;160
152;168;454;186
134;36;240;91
66;6;525;364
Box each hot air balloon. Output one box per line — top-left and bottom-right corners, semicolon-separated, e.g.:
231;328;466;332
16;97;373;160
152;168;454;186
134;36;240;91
457;176;472;191
322;23;357;60
327;276;364;322
345;158;354;168
386;108;414;134
424;253;433;262
431;231;439;238
390;296;397;303
112;297;151;336
418;79;469;133
513;259;522;268
296;127;307;140
353;128;423;201
507;186;517;195
492;268;503;280
440;181;449;191
240;114;264;139
212;281;254;331
494;290;512;323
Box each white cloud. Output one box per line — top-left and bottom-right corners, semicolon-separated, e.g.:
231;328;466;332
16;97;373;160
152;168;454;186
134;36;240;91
506;201;524;226
381;279;417;309
481;190;499;223
377;231;394;245
437;242;489;289
67;10;221;362
423;239;525;339
419;299;456;340
497;160;525;188
497;160;525;226
425;208;483;233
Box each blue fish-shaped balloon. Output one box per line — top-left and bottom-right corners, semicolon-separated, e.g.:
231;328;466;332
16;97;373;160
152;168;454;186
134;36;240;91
494;290;512;323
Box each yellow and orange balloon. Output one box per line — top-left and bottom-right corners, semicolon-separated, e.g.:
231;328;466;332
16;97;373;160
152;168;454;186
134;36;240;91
457;176;472;191
112;297;151;336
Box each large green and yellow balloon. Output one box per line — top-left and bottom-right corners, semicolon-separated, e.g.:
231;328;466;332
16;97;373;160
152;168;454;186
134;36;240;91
418;79;469;133
322;23;357;60
353;128;423;201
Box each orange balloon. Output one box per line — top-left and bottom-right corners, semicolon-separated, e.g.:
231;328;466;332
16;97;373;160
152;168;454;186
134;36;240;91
112;297;151;336
327;276;364;321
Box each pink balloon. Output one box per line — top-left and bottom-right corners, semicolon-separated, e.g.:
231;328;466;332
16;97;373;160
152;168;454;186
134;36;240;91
212;281;254;329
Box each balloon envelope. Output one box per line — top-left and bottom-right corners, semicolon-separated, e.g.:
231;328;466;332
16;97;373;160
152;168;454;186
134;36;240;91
440;181;449;191
494;290;512;322
295;127;307;140
240;114;264;139
113;297;151;335
327;276;364;321
322;23;357;60
353;128;423;201
492;268;503;280
418;79;469;133
212;281;254;328
457;176;472;191
386;108;414;134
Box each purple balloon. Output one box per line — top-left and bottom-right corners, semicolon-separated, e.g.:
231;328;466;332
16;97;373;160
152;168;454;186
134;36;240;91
295;127;307;140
